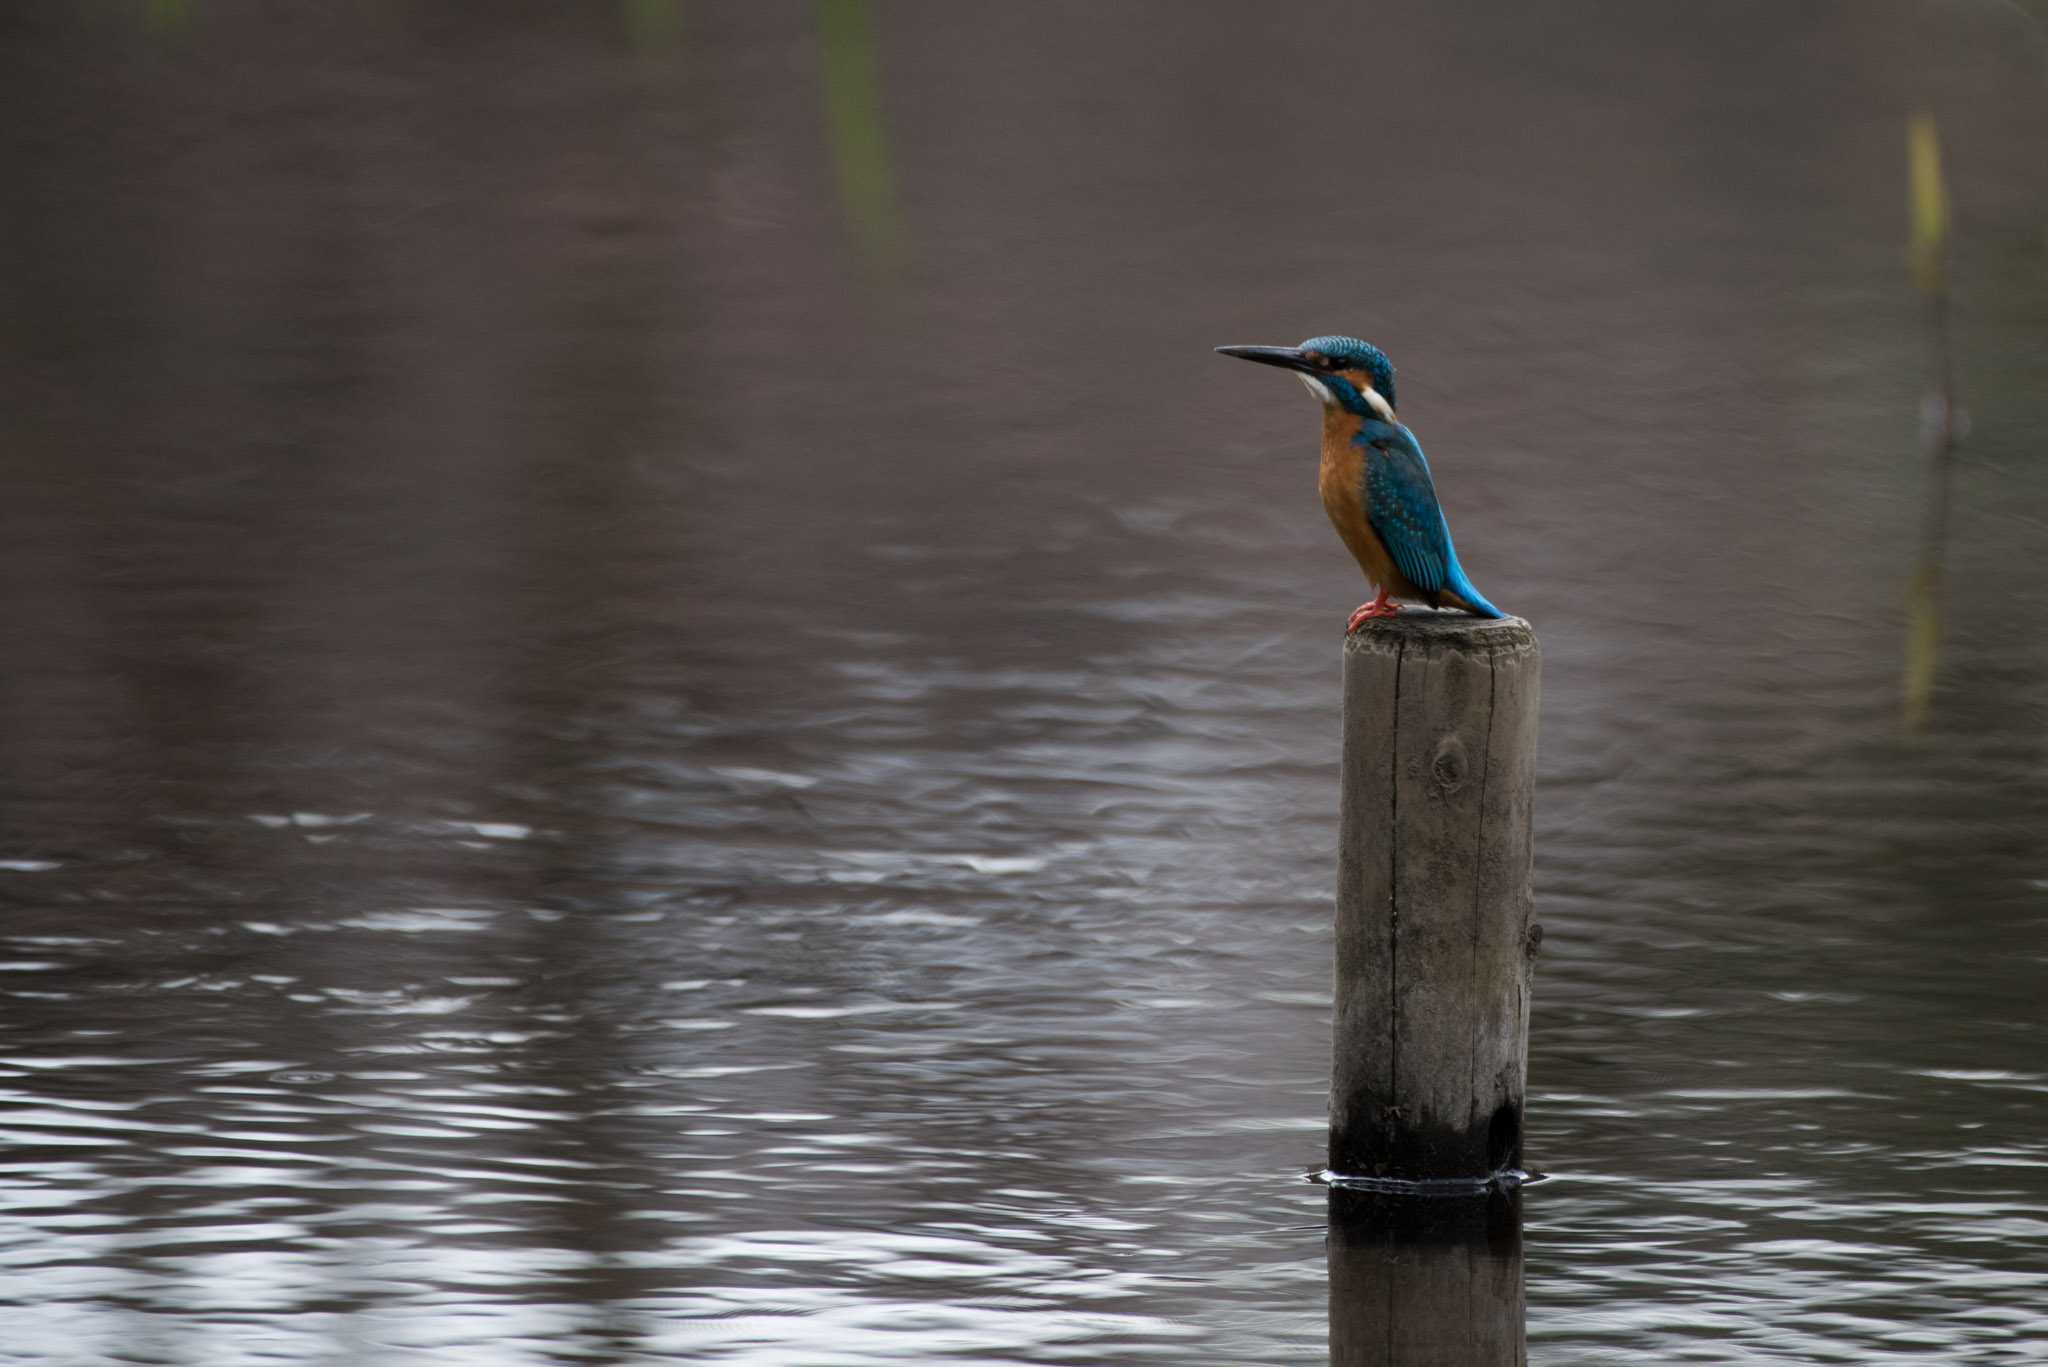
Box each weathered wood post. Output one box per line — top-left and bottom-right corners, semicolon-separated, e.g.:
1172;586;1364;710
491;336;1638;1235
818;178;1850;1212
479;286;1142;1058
1331;614;1540;1182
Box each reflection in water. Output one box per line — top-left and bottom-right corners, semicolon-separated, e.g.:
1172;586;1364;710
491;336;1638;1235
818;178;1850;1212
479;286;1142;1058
0;3;2045;1364
1328;1190;1525;1367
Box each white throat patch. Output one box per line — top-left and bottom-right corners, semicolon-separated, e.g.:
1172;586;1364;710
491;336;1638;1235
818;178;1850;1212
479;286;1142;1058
1296;373;1336;406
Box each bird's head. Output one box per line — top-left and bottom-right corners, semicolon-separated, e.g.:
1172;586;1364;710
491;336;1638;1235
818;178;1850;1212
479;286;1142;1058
1215;334;1398;422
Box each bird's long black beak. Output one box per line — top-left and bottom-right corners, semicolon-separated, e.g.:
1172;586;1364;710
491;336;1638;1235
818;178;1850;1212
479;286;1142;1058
1214;344;1315;373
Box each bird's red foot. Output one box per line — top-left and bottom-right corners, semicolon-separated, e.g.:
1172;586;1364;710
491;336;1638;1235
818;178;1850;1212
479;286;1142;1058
1346;596;1402;632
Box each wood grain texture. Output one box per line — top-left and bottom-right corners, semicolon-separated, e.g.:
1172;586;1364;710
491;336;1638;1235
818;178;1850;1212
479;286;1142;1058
1331;612;1540;1180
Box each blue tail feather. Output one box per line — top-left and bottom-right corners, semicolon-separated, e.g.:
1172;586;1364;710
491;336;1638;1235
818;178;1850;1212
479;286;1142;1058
1445;562;1505;619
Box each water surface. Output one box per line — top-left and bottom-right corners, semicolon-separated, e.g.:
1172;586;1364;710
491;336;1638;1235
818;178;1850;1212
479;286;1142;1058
1;3;2046;1363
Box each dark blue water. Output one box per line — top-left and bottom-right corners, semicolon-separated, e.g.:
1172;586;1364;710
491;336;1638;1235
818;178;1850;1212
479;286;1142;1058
1;3;2045;1362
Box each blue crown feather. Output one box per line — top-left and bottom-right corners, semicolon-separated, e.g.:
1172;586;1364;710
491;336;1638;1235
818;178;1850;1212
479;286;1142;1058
1299;335;1396;410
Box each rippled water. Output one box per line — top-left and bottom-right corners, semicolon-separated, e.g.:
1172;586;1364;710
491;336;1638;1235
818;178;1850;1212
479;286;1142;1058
2;4;2046;1363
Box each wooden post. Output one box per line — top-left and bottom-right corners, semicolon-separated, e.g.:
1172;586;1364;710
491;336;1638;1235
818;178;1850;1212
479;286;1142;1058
1332;614;1540;1182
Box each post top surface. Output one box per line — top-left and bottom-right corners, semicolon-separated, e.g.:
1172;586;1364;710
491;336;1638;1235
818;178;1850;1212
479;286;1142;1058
1341;612;1537;657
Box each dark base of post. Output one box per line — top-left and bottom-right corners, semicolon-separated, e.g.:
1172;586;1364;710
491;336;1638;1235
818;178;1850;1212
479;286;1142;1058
1328;1102;1525;1191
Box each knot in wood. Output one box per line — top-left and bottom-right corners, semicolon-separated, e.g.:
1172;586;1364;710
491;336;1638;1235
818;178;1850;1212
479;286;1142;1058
1429;734;1469;795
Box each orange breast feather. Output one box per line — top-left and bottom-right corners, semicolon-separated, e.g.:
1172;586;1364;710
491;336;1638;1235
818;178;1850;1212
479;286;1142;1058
1316;410;1409;594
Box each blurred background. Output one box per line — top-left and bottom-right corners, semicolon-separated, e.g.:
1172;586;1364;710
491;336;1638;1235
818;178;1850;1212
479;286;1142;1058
1;2;2045;1363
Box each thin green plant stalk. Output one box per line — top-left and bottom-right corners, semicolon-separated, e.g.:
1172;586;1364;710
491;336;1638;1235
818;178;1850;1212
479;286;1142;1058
817;0;901;272
622;0;684;49
1903;115;1959;733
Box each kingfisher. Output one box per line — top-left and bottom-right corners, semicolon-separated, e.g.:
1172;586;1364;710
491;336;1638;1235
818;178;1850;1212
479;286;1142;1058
1216;335;1503;630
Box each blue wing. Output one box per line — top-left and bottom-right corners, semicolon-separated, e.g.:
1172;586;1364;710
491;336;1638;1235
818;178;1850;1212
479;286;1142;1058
1358;421;1452;595
1356;421;1505;616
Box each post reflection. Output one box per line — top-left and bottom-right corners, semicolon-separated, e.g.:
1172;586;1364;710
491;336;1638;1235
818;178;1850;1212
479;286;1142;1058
1327;1188;1526;1367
